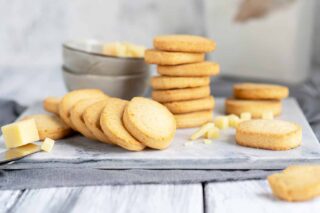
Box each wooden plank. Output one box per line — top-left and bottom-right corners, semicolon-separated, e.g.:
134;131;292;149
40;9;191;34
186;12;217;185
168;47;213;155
205;180;320;213
5;184;203;213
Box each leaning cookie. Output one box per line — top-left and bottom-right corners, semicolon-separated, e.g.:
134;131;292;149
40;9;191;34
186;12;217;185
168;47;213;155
144;49;204;65
22;114;72;140
164;96;215;114
236;119;302;150
43;97;61;115
100;98;145;151
174;110;213;128
225;99;282;118
153;35;216;53
152;86;210;103
268;165;320;202
59;89;106;130
123;97;176;150
234;83;289;100
151;76;210;90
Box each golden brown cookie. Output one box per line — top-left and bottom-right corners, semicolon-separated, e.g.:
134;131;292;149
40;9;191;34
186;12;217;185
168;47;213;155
70;98;106;140
225;99;282;118
22;114;72;140
236;119;302;150
43;97;61;115
164;96;215;114
144;49;204;65
157;62;220;77
153;35;216;53
100;98;145;151
151;76;210;90
59;89;106;130
174;110;213;128
123;97;176;150
234;83;289;100
152;86;210;103
83;100;112;144
268;165;320;202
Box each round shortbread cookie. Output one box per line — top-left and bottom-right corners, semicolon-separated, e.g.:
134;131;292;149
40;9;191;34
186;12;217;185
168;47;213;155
123;97;176;150
151;76;210;90
154;35;216;53
152;86;210;103
43;97;61;115
59;89;106;130
157;62;220;77
100;98;145;151
164;96;215;114
225;99;282;118
144;49;204;65
236;119;302;150
174;110;213;128
83;100;112;144
234;83;289;100
22;114;72;140
70;98;106;140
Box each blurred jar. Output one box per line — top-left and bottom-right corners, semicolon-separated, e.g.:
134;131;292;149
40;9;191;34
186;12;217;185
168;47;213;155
205;0;315;84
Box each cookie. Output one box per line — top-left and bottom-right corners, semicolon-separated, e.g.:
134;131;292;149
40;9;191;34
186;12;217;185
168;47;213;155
157;62;220;77
234;83;289;100
164;96;215;114
70;98;106;140
123;97;176;150
268;165;320;201
22;114;72;140
236;119;302;150
225;99;282;118
174;110;213;128
144;49;204;65
43;97;61;114
83;100;112;144
59;89;106;129
100;98;145;151
152;86;210;103
151;76;210;90
154;35;216;53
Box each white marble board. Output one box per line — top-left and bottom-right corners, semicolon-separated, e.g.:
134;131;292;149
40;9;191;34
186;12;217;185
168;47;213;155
1;98;320;170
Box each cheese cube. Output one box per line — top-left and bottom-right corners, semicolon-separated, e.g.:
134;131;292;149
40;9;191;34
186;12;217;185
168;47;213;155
228;114;241;128
205;127;220;139
190;122;215;140
41;138;55;152
214;116;229;129
203;139;212;144
240;112;252;121
1;119;40;148
262;111;274;120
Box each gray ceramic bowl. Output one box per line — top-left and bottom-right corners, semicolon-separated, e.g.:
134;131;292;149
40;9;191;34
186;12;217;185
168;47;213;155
63;39;149;76
62;68;150;100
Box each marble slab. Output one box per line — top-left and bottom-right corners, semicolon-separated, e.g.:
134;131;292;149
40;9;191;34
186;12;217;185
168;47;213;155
1;98;320;170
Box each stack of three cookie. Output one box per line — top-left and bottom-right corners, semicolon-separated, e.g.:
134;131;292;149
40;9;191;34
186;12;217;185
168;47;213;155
145;35;220;128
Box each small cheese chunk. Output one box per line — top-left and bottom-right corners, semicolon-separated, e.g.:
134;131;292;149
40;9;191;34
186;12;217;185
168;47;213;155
203;139;212;144
1;119;40;148
41;138;55;152
262;111;274;120
214;116;229;129
240;112;252;121
228;114;241;128
190;122;215;140
205;127;220;139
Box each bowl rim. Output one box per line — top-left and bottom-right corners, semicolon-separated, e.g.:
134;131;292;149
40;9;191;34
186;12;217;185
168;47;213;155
63;39;145;61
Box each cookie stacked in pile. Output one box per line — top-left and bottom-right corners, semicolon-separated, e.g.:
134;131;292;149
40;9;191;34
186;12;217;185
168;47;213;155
225;83;289;118
145;35;220;128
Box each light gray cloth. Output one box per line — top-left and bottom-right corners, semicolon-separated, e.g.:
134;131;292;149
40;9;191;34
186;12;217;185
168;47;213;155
0;71;320;190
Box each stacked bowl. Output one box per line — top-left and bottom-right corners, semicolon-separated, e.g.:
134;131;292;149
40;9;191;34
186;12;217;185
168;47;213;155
62;39;150;100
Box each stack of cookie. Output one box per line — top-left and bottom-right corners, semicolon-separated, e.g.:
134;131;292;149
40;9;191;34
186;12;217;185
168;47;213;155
145;35;220;128
225;83;289;118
